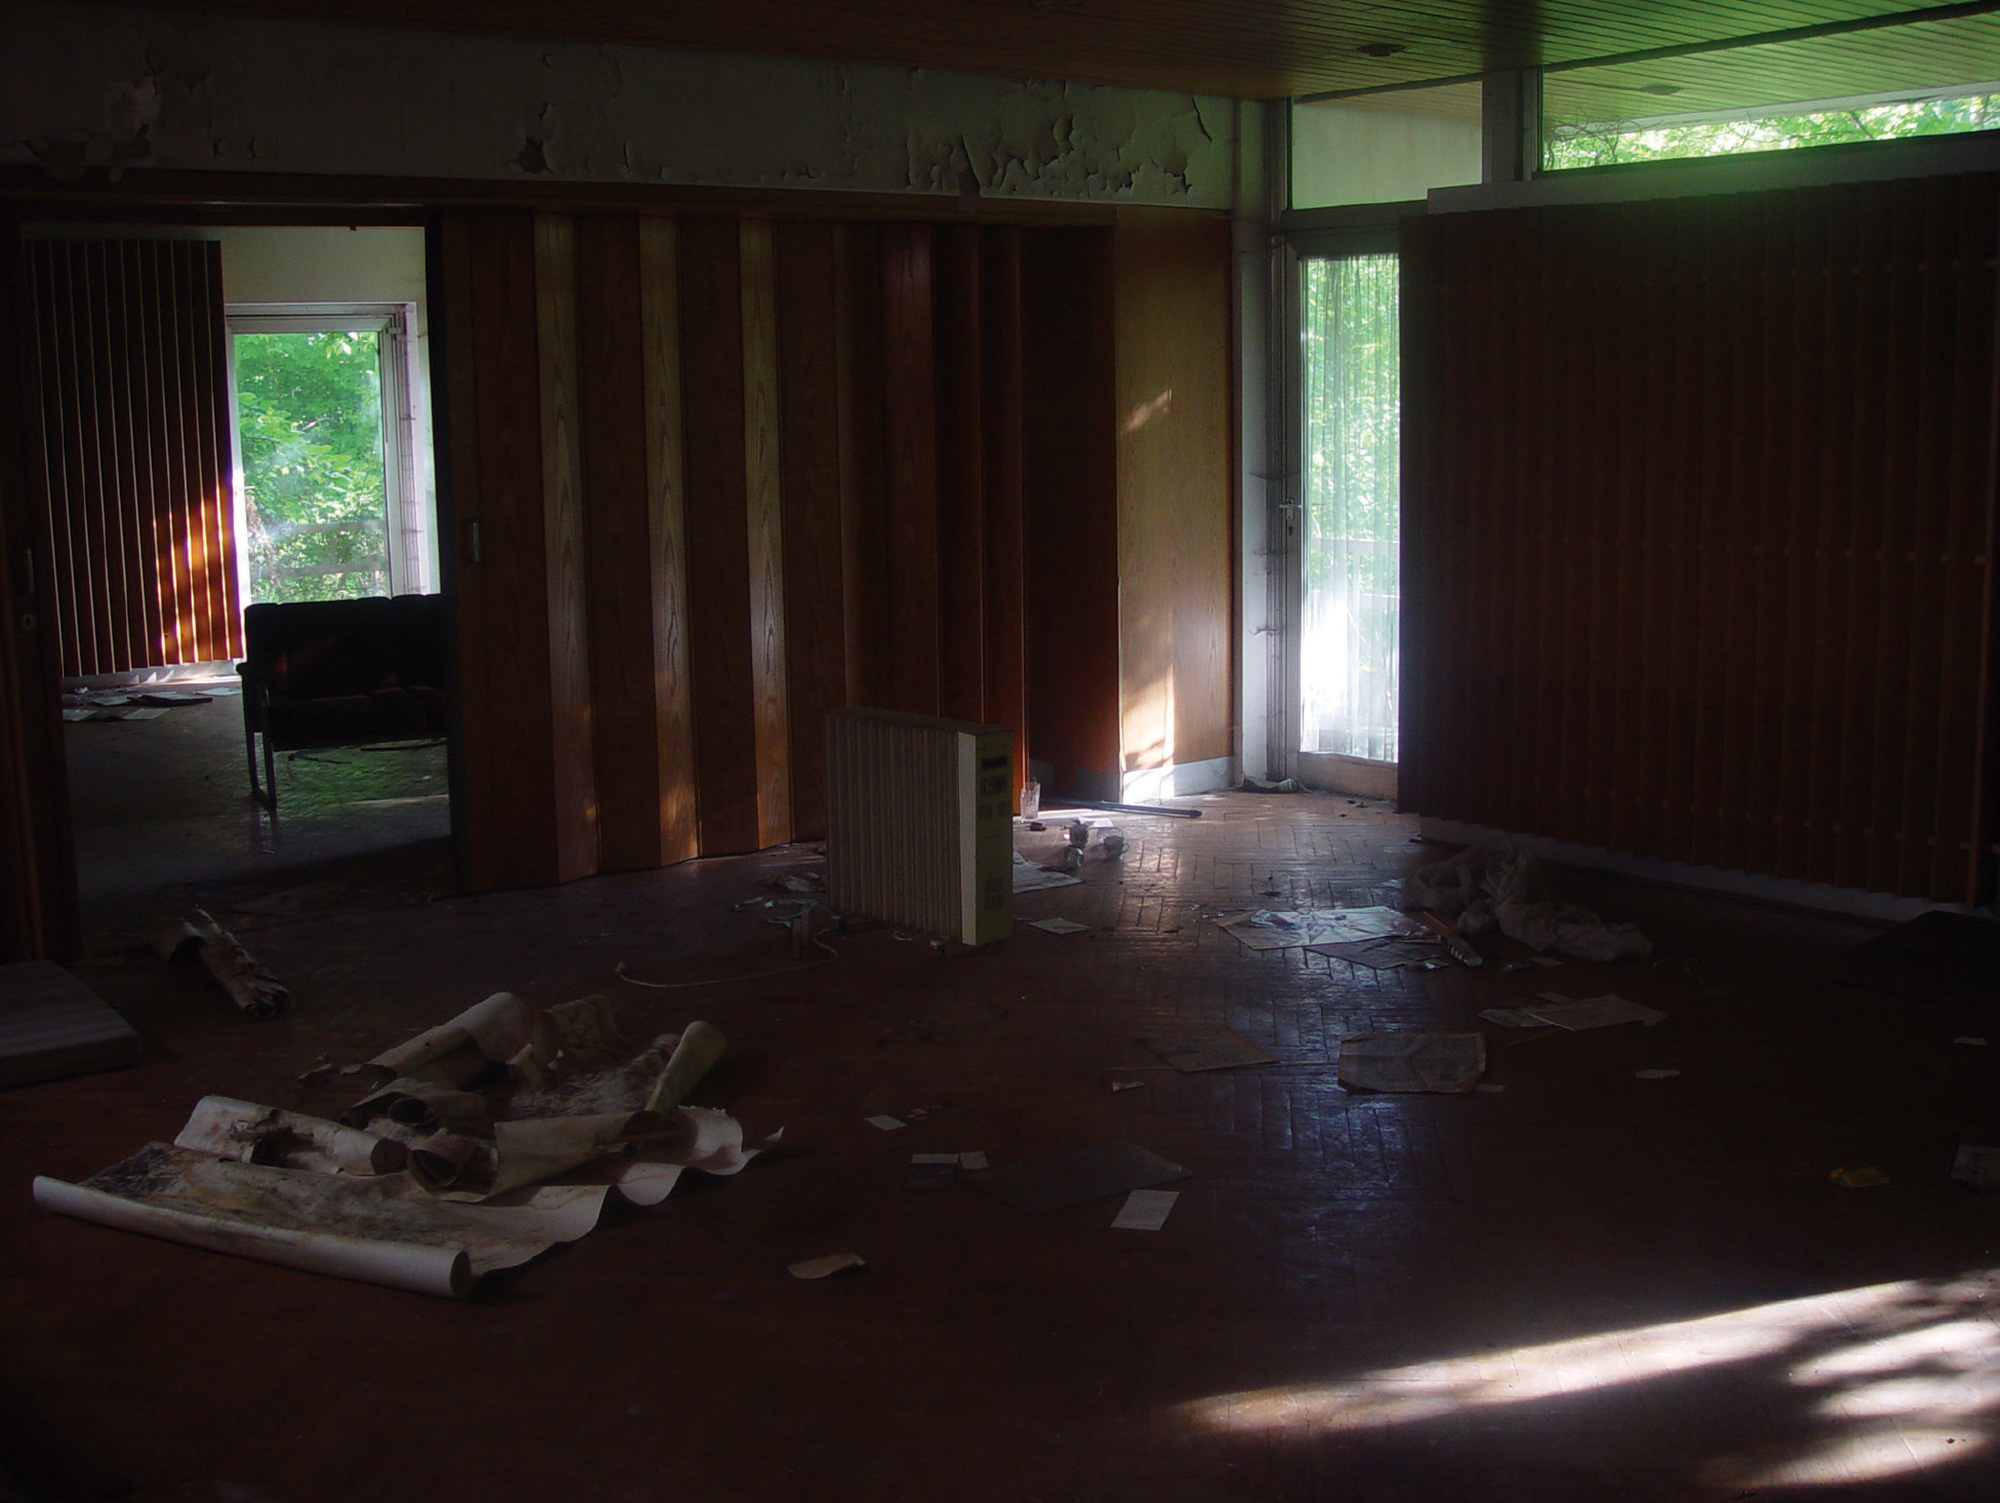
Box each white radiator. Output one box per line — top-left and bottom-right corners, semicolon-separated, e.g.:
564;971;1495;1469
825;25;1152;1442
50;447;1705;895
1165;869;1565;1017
825;709;1014;946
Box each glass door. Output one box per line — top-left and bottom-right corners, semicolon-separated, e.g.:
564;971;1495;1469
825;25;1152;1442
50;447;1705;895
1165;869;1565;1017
1298;252;1401;778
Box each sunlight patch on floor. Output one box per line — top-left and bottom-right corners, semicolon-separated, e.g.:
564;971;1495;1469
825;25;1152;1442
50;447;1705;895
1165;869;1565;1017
1179;1268;2000;1487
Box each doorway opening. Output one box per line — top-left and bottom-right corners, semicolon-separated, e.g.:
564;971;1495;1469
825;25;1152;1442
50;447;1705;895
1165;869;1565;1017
1296;251;1401;794
28;224;453;948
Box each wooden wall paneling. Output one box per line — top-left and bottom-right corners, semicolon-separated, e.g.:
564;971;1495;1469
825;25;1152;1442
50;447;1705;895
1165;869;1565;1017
1020;226;1120;799
1715;194;1762;876
99;244;145;670
1932;175;1999;902
1774;191;1824;883
740;218;792;848
838;225;890;712
1742;196;1789;880
0;221;78;961
57;245;107;676
1808;186;1861;884
1460;215;1502;829
186;240;240;663
1625;201;1675;859
1834;184;1890;889
1517;208;1561;842
773;220;850;839
934;223;988;727
1600;203;1648;855
880;222;941;717
1683;195;1730;868
439;209;562;891
1110;208;1234;788
679;217;766;854
137;243;187;670
980;225;1028;793
1894;181;1956;895
640;216;700;867
1395;216;1437;815
28;246;81;677
575;213;661;873
1863;182;1923;894
533;213;597;882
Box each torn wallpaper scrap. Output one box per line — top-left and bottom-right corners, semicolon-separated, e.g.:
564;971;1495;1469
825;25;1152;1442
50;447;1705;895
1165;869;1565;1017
35;993;759;1298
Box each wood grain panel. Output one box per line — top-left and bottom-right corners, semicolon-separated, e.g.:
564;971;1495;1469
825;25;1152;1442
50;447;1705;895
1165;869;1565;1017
439;209;562;891
678;218;764;854
1112;208;1234;787
23;239;238;678
980;225;1028;796
1021;226;1120;800
0;222;78;962
880;222;940;718
639;216;699;867
740;218;792;849
533;213;596;883
575;213;661;873
1399;174;2000;906
773;220;850;838
934;224;987;726
839;225;890;713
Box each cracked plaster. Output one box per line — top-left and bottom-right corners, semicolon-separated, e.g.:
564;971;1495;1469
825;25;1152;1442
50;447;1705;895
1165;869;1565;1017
4;1;1235;207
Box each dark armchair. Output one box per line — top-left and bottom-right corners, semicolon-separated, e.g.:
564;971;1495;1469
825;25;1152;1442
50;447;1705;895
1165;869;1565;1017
236;594;447;808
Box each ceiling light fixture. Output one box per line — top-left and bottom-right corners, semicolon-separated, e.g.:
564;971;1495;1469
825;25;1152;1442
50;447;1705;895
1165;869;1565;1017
1356;42;1407;59
1638;82;1685;96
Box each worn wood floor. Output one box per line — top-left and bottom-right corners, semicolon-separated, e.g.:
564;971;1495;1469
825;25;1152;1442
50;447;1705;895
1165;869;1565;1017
4;790;1999;1501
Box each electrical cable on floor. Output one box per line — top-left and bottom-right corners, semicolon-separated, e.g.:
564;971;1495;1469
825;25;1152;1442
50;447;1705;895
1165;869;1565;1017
615;897;841;989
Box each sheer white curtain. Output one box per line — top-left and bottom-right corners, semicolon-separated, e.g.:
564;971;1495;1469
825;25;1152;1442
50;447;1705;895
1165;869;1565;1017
1300;253;1400;763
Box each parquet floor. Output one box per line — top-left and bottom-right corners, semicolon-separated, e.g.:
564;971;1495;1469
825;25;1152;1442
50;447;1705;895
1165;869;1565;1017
4;790;1999;1502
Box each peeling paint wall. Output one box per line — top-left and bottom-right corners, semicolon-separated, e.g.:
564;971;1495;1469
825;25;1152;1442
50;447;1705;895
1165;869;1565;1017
4;1;1237;208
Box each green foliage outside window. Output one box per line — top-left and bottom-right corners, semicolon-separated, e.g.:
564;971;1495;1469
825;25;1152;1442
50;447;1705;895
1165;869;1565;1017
234;330;390;604
1546;91;2000;171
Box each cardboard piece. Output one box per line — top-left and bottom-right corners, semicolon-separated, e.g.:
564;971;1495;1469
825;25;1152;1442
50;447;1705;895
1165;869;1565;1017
1337;1033;1486;1094
1139;1026;1277;1073
968;1140;1185;1214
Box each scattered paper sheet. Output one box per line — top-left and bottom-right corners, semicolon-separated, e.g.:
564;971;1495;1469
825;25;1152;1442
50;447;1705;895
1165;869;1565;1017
968;1140;1185;1214
1475;1083;1506;1093
1634;1069;1682;1080
1955;1037;1989;1047
959;1151;988;1172
1307;935;1442;970
1111;1188;1179;1231
1830;1165;1891;1189
866;1115;907;1131
1337;1033;1486;1094
1027;917;1090;935
790;1252;866;1279
1109;1080;1144;1092
1139;1026;1276;1073
1951;1145;2000;1190
1523;995;1665;1031
1221;907;1423;953
1013;864;1083;893
1478;1007;1553;1029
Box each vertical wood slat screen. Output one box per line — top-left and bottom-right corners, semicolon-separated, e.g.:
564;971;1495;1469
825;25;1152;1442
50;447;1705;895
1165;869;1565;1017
1401;175;2000;906
439;210;1138;890
25;240;241;677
